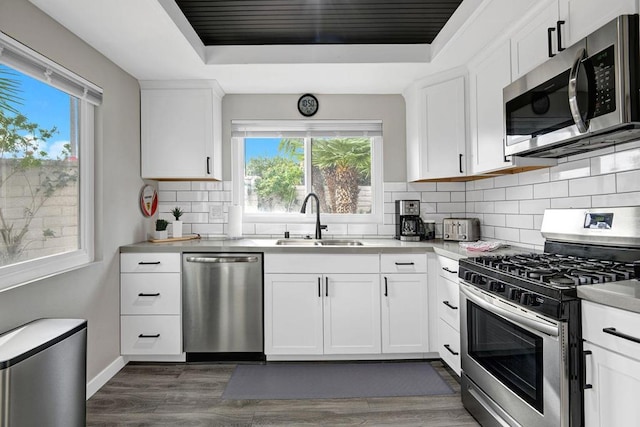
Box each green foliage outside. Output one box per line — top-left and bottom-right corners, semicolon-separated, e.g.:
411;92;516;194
0;73;78;265
246;155;303;212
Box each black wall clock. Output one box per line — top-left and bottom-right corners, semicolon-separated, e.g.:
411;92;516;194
298;94;319;117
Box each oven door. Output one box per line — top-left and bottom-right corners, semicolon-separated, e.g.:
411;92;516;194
460;282;569;427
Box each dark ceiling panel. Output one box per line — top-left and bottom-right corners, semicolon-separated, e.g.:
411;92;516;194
175;0;464;46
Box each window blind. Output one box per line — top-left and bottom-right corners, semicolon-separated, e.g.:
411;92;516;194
231;120;383;138
0;31;103;105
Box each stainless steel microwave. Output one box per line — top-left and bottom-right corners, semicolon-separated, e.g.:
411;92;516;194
504;14;640;158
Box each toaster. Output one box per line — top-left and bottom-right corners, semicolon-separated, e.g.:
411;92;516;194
443;218;480;241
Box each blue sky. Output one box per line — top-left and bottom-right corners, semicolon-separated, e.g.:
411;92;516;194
1;64;72;158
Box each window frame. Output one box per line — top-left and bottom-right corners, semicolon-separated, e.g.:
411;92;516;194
232;122;383;225
0;32;98;291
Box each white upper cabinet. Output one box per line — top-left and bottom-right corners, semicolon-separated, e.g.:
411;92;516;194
510;0;560;80
406;73;467;181
140;81;223;180
559;0;638;48
511;0;638;80
468;40;513;175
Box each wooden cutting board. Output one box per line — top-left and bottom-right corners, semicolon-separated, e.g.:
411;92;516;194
148;234;201;243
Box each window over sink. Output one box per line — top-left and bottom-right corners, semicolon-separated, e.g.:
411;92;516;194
232;120;383;224
0;32;100;290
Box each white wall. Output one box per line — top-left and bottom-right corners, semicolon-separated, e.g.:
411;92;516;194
0;0;144;383
221;94;407;182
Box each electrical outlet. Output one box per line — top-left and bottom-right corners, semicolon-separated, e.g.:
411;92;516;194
209;205;223;220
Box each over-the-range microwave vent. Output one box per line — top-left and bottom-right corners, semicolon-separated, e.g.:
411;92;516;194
515;124;640;158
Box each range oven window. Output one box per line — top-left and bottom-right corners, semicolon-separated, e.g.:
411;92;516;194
467;301;544;412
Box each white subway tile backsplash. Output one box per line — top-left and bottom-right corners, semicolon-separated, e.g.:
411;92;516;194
437;182;466;191
157;191;176;202
494;174;519;188
506;214;533;229
407;182;437;192
519;229;545;246
474;201;495;214
506;185;533;200
592;192;640;208
592;147;640;175
347;223;378;235
550;196;591;209
483;188;506;201
569;174;615;196
437;202;466;213
158;181;191;191
451;192;466;202
494;227;520;243
392;191;421;201
533;182;551;199
163;141;640;247
549;159;591;181
421;192;451;202
519;199;550;215
177;191;209;202
473;178;495;190
193;223;224;236
494;201;519;214
617;169;640;193
518;169;549;185
483;214;506;227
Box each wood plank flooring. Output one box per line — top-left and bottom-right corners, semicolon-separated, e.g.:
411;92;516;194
87;360;480;426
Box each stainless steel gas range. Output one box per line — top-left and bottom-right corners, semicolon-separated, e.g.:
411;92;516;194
458;207;640;427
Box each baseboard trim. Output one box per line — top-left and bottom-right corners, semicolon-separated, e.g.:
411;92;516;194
86;356;126;399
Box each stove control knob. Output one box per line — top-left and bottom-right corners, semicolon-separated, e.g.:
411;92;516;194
508;288;522;301
520;293;533;305
489;281;504;292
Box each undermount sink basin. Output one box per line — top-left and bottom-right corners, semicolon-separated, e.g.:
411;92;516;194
275;239;363;246
317;239;364;246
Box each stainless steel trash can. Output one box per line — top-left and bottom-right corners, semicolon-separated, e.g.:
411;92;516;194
0;319;87;427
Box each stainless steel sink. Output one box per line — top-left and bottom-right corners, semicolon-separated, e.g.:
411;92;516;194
275;239;322;246
275;239;363;246
318;239;364;246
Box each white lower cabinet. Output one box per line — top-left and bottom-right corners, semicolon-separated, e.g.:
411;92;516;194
582;300;640;427
120;252;182;358
323;274;381;354
436;255;461;375
380;253;429;353
264;273;380;355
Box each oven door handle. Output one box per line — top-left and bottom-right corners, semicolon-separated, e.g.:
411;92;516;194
461;285;559;337
568;47;589;133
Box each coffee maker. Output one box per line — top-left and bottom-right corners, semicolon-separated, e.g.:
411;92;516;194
395;200;425;241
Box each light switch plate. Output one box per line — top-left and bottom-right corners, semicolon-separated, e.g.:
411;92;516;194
209;205;223;220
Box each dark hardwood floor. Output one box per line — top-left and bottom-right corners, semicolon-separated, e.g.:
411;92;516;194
87;360;480;426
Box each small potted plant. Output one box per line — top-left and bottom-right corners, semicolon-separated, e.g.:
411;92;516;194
171;207;184;238
154;219;169;240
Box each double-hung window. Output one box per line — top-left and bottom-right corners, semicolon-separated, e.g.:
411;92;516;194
0;32;100;290
232;120;383;224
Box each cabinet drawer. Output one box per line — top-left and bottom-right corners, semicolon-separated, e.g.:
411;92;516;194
264;253;379;274
121;273;180;315
437;256;459;282
437;276;460;331
380;253;427;273
583;300;640;361
120;253;181;273
438;318;461;376
121;315;181;355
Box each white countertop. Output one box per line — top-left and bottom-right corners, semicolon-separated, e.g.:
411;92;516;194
120;237;532;260
578;280;640;314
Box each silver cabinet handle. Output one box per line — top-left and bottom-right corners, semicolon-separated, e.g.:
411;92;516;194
186;256;258;263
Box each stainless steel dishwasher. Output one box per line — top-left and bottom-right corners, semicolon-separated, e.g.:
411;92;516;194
182;253;264;361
